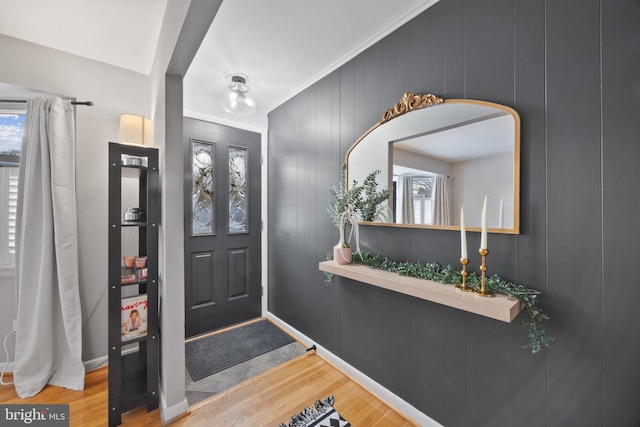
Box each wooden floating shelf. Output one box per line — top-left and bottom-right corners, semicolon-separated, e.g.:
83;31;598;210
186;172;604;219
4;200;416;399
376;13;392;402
319;260;523;323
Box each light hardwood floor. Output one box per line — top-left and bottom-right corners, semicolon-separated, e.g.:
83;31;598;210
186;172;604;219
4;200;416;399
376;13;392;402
0;352;417;426
0;367;159;426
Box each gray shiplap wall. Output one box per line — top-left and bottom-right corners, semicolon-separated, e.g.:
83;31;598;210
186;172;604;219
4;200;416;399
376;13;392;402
267;0;640;425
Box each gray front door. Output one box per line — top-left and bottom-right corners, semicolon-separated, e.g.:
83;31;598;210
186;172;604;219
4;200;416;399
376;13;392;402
184;118;261;338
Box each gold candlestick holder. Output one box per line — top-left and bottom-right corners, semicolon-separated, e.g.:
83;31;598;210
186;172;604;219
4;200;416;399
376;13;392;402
456;258;473;292
474;248;494;297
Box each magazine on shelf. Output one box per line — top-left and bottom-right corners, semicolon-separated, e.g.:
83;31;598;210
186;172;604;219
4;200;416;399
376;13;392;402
121;294;148;341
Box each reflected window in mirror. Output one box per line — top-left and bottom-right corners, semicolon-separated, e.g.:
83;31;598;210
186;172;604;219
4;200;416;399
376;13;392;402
346;93;520;234
393;172;437;225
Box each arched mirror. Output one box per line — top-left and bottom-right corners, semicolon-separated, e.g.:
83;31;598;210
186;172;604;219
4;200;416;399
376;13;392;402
346;92;520;234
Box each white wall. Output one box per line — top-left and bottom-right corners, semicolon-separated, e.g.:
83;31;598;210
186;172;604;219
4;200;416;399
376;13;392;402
0;34;151;366
451;153;513;228
393;148;451;176
0;4;218;423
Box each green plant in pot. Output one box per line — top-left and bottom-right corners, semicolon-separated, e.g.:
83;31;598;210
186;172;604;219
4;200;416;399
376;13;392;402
326;166;391;264
326;166;359;264
355;170;391;222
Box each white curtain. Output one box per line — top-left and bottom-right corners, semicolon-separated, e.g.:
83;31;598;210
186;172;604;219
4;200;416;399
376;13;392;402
432;174;451;226
13;98;84;398
399;176;414;224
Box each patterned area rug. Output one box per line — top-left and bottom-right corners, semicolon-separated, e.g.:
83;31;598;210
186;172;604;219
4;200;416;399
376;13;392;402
185;320;295;381
279;395;351;427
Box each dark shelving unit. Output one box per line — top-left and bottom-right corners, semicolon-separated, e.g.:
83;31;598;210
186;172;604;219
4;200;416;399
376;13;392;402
108;142;159;427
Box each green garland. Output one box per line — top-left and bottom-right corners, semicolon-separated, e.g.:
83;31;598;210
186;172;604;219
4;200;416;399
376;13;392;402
325;251;553;354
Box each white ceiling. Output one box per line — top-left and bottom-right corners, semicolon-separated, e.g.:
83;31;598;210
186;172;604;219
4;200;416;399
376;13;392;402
394;113;514;163
183;0;438;129
0;0;438;129
0;0;167;75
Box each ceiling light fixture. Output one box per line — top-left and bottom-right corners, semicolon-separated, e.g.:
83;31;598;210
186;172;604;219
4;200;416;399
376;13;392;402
219;74;256;116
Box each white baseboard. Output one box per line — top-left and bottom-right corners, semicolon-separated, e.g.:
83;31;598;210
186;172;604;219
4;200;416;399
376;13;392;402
2;357;109;376
267;312;442;427
3;358;108;374
159;384;189;426
0;361;13;384
83;345;140;372
84;356;108;372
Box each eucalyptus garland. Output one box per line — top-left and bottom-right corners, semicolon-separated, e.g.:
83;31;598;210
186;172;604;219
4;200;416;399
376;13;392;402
325;251;553;354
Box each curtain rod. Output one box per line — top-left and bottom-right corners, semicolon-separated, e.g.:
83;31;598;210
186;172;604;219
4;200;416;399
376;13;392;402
0;99;94;106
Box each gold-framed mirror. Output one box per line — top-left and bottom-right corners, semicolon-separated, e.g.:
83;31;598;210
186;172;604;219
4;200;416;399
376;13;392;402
346;92;520;234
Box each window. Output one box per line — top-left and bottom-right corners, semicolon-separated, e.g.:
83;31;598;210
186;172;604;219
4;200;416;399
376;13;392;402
0;111;23;166
412;176;434;225
0;111;24;266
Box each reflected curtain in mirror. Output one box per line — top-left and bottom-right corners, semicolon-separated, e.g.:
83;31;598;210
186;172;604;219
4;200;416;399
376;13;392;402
433;174;450;226
398;176;414;224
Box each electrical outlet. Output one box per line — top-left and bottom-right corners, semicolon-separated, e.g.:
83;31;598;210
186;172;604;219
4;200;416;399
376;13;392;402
12;319;17;330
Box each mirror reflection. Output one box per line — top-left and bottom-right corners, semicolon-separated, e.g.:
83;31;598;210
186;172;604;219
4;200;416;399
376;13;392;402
346;94;520;234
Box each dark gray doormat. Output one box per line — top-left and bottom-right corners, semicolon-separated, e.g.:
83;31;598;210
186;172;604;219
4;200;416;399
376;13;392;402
185;319;296;382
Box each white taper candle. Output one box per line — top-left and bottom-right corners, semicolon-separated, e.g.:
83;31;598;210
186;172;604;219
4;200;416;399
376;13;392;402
480;195;488;250
460;205;467;259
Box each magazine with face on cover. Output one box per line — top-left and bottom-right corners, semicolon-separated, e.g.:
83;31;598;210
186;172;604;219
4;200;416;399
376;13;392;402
121;294;148;341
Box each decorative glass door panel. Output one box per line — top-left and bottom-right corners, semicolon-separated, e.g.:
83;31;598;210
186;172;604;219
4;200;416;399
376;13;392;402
191;140;214;235
228;146;248;234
